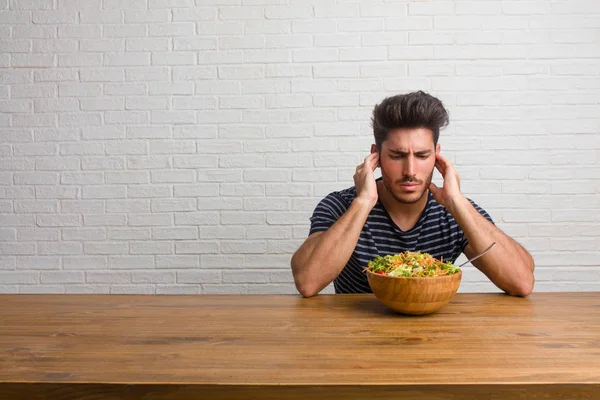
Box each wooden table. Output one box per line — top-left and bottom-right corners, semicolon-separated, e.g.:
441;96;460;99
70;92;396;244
1;293;599;399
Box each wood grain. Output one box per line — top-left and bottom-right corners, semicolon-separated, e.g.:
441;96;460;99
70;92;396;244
1;292;599;400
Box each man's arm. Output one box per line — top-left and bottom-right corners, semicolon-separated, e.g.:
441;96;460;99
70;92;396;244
453;198;534;296
291;198;373;297
429;153;535;297
291;152;380;298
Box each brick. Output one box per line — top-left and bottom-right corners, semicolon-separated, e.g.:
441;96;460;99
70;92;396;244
156;285;200;294
107;228;150;240
149;82;194;95
200;226;244;240
86;271;130;284
82;157;124;170
222;241;266;254
106;199;150;213
129;213;172;226
14;143;57;156
314;4;358;18
17;228;60;241
15;171;59;185
173;155;218;169
173;7;215;21
14;200;58;213
12;84;56;98
80;39;124;52
0;271;38;284
41;271;84;284
105;171;149;184
132;270;175;284
108;255;154;269
151;198;196;212
243;169;289;182
223;270;269;284
61;200;104;213
38;242;83;255
245;20;290;34
17;256;60;270
62;256;106;270
221;211;265;225
125;67;170;82
246;226;292;239
82;186;126;199
156;255;199;269
104;111;148;125
81;126;125;139
149;140;196;154
106;141;148;155
152;227;198;240
125;9;169;23
13;114;56;127
104;0;147;9
32;11;78;23
83;214;126;226
197;197;242;210
104;52;150;67
196;22;244;35
219;35;265;49
175;241;219;254
174;212;219;226
152;52;196;66
126;38;169;51
173;96;217;110
177;269;221;283
174;184;219;197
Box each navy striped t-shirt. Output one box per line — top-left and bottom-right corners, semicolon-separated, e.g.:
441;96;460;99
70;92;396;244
309;179;494;294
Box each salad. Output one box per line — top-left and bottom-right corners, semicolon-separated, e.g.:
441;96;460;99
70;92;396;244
366;251;460;278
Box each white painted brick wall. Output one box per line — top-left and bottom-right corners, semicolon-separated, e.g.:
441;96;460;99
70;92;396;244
1;0;599;295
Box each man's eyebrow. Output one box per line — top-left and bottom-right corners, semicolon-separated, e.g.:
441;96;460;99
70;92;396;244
389;149;431;155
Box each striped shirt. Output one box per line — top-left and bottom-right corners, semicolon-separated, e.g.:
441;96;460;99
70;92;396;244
309;179;494;294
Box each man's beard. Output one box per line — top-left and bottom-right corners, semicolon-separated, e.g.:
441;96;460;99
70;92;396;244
381;165;434;205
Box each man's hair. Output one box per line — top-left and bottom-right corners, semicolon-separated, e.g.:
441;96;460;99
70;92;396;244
371;91;449;148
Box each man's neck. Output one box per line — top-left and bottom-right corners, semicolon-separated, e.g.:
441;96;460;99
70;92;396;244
376;180;429;231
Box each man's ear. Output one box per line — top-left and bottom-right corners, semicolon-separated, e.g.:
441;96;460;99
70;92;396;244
370;144;378;154
435;143;441;155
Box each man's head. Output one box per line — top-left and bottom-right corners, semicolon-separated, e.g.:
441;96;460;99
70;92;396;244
370;91;449;204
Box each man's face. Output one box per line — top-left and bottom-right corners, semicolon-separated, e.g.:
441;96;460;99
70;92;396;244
377;127;440;204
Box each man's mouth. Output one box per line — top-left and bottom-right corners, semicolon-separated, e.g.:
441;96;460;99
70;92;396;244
399;182;420;190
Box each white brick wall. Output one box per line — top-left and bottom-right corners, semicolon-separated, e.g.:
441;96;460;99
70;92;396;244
1;0;599;295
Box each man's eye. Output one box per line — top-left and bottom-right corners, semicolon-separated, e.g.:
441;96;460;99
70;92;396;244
391;155;404;160
417;154;429;159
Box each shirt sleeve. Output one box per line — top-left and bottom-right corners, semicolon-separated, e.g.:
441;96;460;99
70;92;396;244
309;192;349;236
459;198;495;251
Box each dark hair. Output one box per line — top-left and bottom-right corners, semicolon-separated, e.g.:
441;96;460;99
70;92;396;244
371;91;449;148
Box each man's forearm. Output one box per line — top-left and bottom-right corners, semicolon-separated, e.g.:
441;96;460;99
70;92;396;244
449;197;535;296
291;199;372;297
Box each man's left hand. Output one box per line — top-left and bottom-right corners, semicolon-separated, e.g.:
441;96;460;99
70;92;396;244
429;153;465;213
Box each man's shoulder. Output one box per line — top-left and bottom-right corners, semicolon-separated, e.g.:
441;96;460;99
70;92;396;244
425;194;494;225
317;185;357;210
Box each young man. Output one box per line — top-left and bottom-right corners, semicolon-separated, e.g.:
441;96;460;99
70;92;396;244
291;91;535;298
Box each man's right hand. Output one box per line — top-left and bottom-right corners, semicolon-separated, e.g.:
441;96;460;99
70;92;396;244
353;151;379;209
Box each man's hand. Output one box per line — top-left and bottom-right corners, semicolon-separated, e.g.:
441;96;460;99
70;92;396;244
429;153;465;213
354;152;379;209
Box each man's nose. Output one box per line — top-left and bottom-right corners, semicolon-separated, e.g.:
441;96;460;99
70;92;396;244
404;155;415;176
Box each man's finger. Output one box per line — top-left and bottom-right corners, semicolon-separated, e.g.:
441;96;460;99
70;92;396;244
434;159;445;176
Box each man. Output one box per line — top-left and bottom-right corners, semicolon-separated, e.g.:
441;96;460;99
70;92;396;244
291;91;535;298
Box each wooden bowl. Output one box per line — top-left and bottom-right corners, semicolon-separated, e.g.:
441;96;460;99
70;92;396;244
366;269;462;315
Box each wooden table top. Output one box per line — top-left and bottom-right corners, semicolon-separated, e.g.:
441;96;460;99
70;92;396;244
1;292;599;399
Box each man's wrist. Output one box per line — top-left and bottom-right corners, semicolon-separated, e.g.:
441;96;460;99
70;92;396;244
353;196;376;211
446;195;470;218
